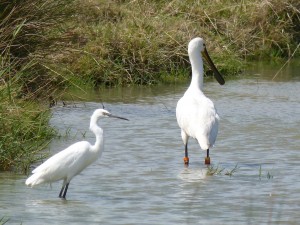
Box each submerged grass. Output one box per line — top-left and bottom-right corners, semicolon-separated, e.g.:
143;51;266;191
259;165;274;180
206;164;239;176
0;217;9;225
206;164;225;176
206;164;273;179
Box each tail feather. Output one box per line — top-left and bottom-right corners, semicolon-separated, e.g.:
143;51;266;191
25;172;45;187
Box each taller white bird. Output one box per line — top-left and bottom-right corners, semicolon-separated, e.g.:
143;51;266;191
25;109;128;199
176;37;225;166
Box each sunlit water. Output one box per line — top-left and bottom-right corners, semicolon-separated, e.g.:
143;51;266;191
1;61;300;224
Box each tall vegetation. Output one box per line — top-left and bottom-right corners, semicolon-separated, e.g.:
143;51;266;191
0;0;75;171
63;0;300;86
0;0;299;172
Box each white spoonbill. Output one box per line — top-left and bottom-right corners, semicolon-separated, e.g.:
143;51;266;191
176;37;225;166
25;109;128;199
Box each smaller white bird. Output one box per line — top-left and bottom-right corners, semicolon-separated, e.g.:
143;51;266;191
25;109;128;199
176;37;225;166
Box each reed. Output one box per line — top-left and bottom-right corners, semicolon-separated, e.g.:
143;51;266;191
0;0;71;172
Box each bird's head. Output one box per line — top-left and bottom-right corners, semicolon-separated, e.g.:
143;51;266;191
188;37;225;85
93;109;129;121
188;37;205;54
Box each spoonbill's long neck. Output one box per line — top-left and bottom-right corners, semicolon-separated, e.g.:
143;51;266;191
189;51;204;90
89;115;103;152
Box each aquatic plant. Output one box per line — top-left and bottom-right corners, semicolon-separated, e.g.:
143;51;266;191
206;165;223;176
0;216;9;225
266;171;274;179
206;165;225;176
259;165;274;180
224;164;239;177
206;164;239;176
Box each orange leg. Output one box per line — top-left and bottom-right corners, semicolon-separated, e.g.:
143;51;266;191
183;143;189;166
183;157;189;165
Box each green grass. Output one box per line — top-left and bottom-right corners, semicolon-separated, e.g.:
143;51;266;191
0;97;56;172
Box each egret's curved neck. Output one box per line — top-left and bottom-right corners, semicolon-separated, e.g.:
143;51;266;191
89;115;103;152
189;51;204;90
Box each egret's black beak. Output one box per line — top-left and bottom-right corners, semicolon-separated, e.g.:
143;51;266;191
202;47;225;85
108;113;129;121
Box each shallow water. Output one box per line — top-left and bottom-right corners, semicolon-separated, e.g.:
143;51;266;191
1;60;300;224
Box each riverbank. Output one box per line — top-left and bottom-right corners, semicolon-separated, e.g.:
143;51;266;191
0;0;299;172
64;0;300;86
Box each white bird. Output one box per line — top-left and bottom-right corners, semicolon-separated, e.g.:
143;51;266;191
176;37;225;166
25;109;128;199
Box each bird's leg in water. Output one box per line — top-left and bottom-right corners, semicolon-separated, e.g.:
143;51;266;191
59;180;69;199
183;143;189;166
59;180;66;198
205;149;210;165
62;183;69;199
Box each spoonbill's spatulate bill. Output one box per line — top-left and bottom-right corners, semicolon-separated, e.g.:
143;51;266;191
25;109;128;199
176;37;225;166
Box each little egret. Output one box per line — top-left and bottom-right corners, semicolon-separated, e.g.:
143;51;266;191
25;109;128;199
176;37;225;166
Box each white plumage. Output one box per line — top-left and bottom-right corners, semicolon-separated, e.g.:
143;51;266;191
176;37;225;165
25;109;128;199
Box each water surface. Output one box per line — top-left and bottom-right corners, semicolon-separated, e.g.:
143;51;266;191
1;61;300;224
